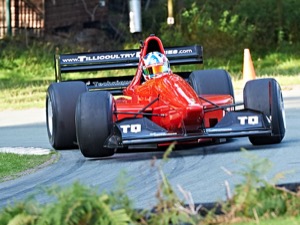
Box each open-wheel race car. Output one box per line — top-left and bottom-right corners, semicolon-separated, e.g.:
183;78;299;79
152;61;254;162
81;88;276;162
46;34;286;158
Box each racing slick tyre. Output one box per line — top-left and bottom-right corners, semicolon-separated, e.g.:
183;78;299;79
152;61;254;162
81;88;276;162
188;69;235;98
75;91;116;158
46;81;87;149
244;78;286;145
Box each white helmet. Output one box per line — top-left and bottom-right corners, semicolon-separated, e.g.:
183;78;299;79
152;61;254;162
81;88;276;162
142;51;170;81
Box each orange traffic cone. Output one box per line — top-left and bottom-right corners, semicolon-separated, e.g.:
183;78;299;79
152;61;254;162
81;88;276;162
243;48;256;84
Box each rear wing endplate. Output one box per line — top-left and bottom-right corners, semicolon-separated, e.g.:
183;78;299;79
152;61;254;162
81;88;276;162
54;45;203;82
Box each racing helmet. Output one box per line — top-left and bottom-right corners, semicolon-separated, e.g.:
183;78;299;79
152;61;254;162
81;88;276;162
142;51;170;81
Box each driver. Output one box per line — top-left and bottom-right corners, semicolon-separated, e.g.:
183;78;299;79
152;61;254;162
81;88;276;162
142;51;171;81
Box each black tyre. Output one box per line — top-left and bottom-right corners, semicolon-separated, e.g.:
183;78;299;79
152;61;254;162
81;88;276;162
75;91;116;158
188;69;234;98
244;78;286;145
46;81;87;149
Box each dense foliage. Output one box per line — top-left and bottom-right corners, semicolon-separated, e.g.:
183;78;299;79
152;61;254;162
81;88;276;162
137;0;300;58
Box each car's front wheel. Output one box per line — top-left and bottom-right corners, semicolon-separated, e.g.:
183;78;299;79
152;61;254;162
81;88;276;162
244;78;286;145
75;91;116;158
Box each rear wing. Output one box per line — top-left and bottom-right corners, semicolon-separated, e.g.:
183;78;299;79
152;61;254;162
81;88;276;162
54;45;203;82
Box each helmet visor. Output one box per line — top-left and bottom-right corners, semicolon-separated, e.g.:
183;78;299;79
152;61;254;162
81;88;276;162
143;65;164;76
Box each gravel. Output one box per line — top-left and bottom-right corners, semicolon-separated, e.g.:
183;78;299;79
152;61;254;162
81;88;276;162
0;147;52;155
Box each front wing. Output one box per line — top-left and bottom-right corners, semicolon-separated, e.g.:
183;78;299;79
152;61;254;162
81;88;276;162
104;109;272;148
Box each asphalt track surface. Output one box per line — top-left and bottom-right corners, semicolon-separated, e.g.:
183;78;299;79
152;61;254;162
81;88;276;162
0;87;299;209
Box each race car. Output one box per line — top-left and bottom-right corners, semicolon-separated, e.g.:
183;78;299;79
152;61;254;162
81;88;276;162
46;34;286;158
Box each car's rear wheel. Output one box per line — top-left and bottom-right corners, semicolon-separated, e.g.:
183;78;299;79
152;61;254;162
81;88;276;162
75;91;116;158
244;78;286;145
188;69;234;98
188;69;234;143
46;81;87;149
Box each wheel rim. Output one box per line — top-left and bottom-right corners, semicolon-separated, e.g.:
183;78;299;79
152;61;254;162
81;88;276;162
47;97;53;136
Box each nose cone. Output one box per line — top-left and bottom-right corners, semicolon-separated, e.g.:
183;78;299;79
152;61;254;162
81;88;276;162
155;74;204;130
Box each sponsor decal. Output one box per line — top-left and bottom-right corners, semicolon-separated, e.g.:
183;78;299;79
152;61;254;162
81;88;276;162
237;116;259;125
61;47;195;63
149;132;177;136
120;124;142;133
165;49;193;55
62;52;140;63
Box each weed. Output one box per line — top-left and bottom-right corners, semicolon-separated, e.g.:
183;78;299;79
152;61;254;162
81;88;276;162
145;142;202;225
210;149;300;224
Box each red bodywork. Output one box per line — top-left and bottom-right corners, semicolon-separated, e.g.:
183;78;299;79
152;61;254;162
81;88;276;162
114;36;233;136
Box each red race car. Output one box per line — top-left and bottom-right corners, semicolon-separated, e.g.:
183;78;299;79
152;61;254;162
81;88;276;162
46;34;286;158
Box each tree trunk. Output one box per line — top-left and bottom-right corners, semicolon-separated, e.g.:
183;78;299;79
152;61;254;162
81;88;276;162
6;0;12;37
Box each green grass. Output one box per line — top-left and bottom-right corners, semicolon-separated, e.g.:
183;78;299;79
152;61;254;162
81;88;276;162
0;152;56;182
232;216;300;225
0;39;300;111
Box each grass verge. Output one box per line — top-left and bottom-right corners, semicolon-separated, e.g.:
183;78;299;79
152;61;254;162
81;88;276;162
0;152;58;182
